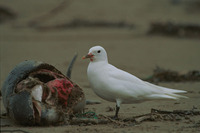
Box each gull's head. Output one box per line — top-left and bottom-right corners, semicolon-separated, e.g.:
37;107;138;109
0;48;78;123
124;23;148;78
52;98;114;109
82;46;108;62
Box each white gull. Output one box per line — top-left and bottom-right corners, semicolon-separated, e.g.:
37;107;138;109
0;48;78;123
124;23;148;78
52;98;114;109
83;46;187;119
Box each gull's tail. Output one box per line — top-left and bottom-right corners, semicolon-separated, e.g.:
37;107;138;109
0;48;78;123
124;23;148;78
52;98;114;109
148;93;188;100
145;81;188;99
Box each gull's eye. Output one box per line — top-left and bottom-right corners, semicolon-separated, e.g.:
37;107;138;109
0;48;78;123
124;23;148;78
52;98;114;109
97;50;101;53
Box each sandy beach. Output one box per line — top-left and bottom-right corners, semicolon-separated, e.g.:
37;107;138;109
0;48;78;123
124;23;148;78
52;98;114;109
1;0;200;132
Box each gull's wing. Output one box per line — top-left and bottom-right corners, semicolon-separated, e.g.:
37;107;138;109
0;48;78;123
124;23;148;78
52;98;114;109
105;64;187;99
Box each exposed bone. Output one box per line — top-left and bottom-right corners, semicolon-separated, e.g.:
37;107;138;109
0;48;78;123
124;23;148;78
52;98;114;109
31;85;43;102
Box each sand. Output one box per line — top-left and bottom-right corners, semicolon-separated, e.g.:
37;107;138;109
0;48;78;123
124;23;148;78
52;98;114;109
1;0;200;132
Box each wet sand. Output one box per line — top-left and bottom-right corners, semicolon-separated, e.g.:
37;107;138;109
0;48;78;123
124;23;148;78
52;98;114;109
1;0;200;132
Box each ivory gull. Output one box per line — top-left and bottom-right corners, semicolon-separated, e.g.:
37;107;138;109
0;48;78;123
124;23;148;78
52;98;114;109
83;46;187;119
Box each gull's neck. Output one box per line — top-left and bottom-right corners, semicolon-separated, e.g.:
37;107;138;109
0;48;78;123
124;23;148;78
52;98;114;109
89;60;108;67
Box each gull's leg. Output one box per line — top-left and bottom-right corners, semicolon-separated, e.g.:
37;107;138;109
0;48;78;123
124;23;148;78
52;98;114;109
113;99;122;119
113;105;120;119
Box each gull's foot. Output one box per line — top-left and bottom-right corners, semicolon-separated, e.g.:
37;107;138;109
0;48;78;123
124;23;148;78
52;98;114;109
111;115;119;120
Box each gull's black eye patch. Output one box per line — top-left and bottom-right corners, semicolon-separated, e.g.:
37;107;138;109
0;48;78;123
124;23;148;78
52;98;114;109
97;50;101;53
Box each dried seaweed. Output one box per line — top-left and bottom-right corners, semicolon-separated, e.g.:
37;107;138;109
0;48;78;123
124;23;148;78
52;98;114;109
0;130;29;133
1;108;200;127
123;108;200;124
144;67;200;83
148;22;200;39
69;108;200;126
0;6;17;23
34;19;134;31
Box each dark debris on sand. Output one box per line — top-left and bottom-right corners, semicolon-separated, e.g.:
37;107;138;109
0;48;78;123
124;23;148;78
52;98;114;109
0;6;17;23
31;19;135;31
68;108;200;128
148;22;200;39
144;67;200;83
1;107;200;129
